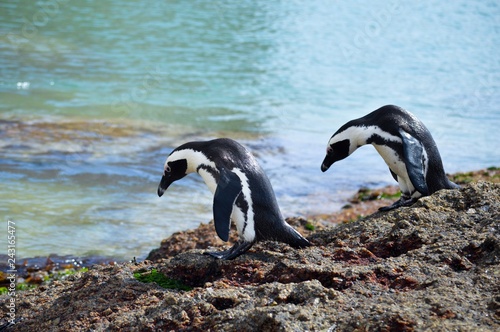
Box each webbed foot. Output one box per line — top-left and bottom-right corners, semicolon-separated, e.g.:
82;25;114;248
379;196;418;211
204;241;255;260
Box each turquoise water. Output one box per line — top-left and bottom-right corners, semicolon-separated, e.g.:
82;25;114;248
1;0;499;260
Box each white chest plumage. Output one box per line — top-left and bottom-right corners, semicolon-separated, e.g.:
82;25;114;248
373;144;414;194
198;168;218;194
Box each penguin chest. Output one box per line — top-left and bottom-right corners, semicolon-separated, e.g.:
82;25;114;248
373;144;405;174
373;144;414;193
231;200;255;241
198;168;218;194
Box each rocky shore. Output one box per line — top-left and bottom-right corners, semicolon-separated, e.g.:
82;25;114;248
1;170;499;331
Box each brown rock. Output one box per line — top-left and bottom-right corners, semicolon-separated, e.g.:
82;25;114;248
1;181;499;331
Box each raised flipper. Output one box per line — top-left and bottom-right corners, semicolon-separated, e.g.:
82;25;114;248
399;129;429;196
213;166;242;242
204;240;255;260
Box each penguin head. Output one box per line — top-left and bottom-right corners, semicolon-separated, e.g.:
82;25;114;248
157;157;188;197
321;137;351;172
157;144;216;197
322;124;374;172
158;146;197;197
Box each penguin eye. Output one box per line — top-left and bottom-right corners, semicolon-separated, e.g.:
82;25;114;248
165;166;171;174
327;146;333;154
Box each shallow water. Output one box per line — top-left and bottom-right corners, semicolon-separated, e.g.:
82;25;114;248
0;0;499;260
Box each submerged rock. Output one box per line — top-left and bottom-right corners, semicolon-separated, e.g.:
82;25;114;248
1;181;498;331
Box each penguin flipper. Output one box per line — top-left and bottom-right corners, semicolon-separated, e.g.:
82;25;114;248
399;129;430;196
213;167;242;242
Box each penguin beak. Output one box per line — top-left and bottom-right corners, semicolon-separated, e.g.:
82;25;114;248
321;154;335;172
157;175;173;197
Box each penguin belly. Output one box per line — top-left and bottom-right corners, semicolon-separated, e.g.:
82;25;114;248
373;144;416;196
231;204;255;242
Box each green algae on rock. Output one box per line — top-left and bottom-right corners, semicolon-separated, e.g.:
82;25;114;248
133;268;192;291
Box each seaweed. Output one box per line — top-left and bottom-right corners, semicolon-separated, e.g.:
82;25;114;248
133;269;192;291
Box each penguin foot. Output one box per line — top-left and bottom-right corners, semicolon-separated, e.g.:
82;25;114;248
379;197;418;211
204;241;255;260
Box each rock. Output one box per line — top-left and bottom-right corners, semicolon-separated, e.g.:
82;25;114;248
147;217;324;262
1;181;499;331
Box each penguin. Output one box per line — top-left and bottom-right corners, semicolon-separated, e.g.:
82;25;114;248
321;105;460;211
157;138;311;260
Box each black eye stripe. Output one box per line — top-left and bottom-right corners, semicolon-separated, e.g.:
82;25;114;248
165;159;188;178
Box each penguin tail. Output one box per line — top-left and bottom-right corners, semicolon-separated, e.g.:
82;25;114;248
283;225;311;248
444;178;461;190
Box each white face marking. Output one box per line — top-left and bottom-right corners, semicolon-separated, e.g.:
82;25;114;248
165;148;218;193
328;125;401;155
231;168;255;242
166;149;216;174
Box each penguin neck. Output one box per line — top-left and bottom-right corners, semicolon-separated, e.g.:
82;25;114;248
345;125;400;151
183;150;218;193
336;126;375;154
197;165;219;194
351;126;373;147
167;149;218;194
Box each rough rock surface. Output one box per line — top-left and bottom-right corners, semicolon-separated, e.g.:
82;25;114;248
1;181;499;331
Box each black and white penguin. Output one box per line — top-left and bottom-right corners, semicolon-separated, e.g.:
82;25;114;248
321;105;460;211
157;138;311;260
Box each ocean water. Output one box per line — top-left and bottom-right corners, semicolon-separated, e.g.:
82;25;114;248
0;0;499;260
